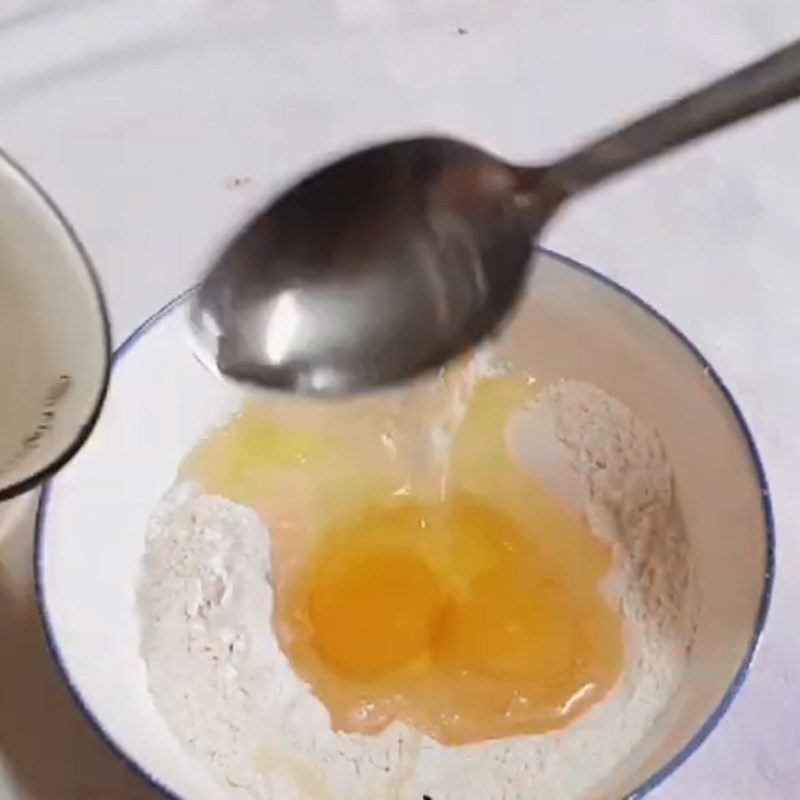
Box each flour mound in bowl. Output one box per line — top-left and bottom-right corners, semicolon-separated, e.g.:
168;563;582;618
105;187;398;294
138;380;698;800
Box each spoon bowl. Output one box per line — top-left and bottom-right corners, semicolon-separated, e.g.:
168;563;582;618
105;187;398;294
190;138;538;395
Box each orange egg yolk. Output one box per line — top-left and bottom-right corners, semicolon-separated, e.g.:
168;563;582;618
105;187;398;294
308;548;443;680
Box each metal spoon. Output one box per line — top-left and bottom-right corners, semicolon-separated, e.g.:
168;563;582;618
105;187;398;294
190;38;800;397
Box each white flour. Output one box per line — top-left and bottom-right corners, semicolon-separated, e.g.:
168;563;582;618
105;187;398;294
138;380;697;800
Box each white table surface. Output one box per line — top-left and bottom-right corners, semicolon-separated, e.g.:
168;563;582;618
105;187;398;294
0;1;798;798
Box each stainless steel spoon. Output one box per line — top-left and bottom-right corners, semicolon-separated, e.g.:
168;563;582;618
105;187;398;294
190;38;800;397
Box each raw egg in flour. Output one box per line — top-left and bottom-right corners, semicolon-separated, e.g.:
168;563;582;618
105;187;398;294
183;372;624;745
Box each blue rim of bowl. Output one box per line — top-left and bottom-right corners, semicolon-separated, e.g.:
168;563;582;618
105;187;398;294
0;146;112;503
34;249;775;800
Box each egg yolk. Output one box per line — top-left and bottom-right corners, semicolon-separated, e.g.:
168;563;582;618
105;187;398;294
437;569;577;680
183;373;625;745
308;549;443;679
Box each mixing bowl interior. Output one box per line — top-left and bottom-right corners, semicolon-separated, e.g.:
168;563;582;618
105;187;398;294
36;250;772;800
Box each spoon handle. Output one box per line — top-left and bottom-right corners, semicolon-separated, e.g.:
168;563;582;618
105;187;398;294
541;38;800;197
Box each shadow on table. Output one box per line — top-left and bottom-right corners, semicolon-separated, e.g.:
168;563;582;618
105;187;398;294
0;498;162;800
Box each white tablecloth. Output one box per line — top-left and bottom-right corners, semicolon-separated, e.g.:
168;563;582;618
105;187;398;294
0;1;798;798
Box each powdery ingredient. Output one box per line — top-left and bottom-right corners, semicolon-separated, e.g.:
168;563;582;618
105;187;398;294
138;379;697;800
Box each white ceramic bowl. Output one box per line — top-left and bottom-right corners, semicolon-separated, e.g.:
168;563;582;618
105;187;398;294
0;148;110;499
35;250;773;800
